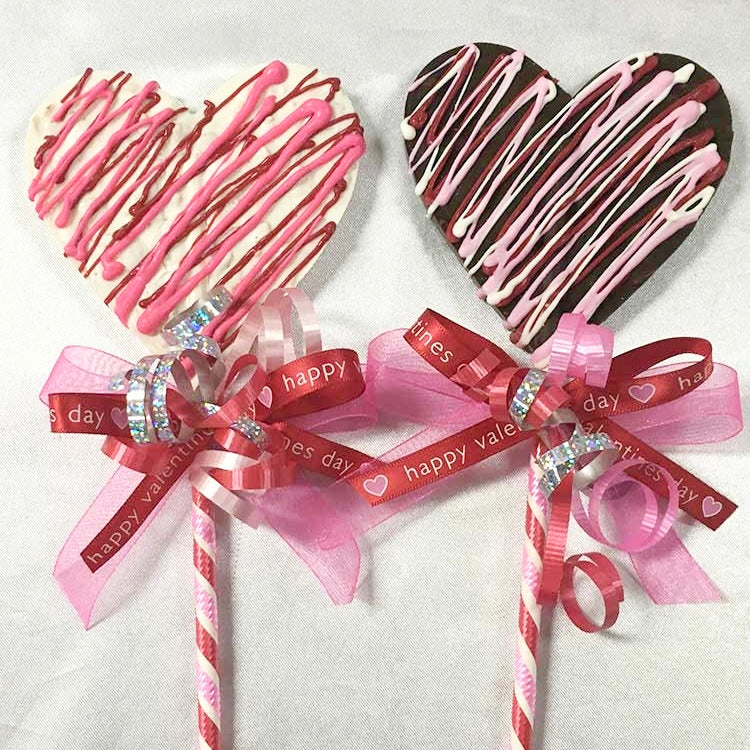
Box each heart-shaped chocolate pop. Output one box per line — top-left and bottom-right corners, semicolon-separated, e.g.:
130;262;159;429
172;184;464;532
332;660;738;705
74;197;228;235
27;62;365;348
403;44;732;351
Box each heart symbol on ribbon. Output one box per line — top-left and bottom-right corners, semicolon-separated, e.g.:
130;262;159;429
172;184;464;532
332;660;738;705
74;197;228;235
628;382;656;404
702;496;723;518
363;474;389;498
258;385;274;409
26;62;365;350
110;406;127;430
402;44;733;351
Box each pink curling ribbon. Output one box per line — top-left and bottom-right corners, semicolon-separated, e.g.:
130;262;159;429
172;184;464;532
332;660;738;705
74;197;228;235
545;311;614;388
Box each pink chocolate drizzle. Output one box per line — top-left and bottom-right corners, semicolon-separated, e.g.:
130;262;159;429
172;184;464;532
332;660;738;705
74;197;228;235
403;46;727;348
29;62;365;342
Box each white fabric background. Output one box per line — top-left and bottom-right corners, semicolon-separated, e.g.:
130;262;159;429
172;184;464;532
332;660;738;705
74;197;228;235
2;1;749;748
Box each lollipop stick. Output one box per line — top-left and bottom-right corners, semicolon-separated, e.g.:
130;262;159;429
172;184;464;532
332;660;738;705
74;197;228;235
511;465;548;750
193;491;221;750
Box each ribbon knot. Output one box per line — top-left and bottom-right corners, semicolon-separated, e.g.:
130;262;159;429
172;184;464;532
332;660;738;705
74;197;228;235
452;315;624;628
100;289;298;527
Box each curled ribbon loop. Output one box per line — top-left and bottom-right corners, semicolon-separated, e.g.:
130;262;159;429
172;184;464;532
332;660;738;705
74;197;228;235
532;318;682;627
162;287;233;357
116;288;352;528
560;553;624;633
543;312;614;388
574;460;680;553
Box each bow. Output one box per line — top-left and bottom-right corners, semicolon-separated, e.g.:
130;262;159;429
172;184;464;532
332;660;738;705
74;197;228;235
42;287;374;626
350;309;742;631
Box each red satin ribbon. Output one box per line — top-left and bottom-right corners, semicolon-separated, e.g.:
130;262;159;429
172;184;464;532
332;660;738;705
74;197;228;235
81;432;213;570
560;553;624;633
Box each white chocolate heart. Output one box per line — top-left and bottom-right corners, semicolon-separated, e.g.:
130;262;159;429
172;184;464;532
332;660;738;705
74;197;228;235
26;62;364;349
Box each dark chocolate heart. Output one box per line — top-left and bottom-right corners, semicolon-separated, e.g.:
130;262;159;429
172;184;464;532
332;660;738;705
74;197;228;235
403;44;733;351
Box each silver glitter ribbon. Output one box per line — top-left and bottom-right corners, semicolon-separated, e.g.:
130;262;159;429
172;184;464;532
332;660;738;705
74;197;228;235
113;287;267;448
510;368;617;497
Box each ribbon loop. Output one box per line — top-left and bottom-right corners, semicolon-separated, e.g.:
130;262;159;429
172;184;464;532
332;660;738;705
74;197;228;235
559;553;624;633
573;460;680;554
162;287;232;357
543;313;614;388
525;321;677;628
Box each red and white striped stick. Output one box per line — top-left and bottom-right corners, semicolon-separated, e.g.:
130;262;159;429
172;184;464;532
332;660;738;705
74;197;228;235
192;491;222;750
511;465;548;750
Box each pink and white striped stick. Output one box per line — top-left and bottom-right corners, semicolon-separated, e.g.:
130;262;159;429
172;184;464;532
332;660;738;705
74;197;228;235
511;465;548;750
192;491;222;750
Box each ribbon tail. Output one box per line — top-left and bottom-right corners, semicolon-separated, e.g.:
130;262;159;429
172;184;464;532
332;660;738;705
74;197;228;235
538;472;574;605
611;362;743;446
257;483;362;605
629;529;722;604
54;465;189;628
